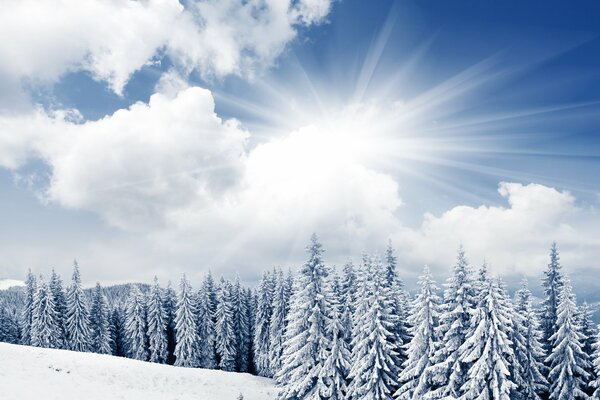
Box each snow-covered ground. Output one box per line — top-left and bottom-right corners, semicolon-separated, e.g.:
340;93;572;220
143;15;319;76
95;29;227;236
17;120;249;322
0;279;24;290
0;342;277;399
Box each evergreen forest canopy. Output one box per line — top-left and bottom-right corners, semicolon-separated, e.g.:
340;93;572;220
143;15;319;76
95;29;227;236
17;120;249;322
0;235;598;400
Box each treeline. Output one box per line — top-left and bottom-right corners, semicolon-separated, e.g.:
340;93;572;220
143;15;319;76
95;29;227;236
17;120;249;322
0;236;599;400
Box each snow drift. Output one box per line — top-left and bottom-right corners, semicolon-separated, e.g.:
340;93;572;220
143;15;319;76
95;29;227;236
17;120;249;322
0;342;276;399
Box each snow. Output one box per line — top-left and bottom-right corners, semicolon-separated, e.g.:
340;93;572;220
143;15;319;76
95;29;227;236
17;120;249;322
0;342;277;399
0;279;24;290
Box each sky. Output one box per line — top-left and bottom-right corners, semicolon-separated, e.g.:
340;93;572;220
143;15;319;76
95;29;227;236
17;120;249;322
0;0;599;296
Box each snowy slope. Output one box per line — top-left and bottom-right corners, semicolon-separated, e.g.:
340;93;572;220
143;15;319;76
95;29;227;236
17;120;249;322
0;343;277;400
0;279;24;290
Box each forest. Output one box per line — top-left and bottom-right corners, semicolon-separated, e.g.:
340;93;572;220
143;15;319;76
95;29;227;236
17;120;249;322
0;235;596;400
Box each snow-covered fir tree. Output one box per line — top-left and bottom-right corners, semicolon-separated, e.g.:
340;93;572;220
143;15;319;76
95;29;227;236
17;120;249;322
592;329;600;399
163;282;177;365
110;307;127;357
65;261;92;352
396;265;440;400
174;274;200;368
254;270;274;377
459;278;516;400
269;268;291;373
547;278;591;400
234;276;251;372
0;308;20;344
511;279;548;400
196;276;217;369
541;242;565;358
276;234;332;400
31;276;62;348
49;269;67;346
347;257;399;400
216;278;237;371
319;285;350;400
147;277;168;364
384;241;411;375
90;283;112;354
424;246;476;400
578;302;597;396
339;261;357;346
124;285;148;361
20;269;36;345
246;287;257;373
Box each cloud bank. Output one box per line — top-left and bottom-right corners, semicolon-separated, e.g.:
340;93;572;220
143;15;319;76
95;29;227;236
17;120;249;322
0;0;332;95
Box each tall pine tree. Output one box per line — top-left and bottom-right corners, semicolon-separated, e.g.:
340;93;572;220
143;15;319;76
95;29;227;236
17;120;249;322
269;268;291;373
20;269;36;345
276;234;332;400
424;246;476;399
197;276;217;369
65;261;92;352
319;285;350;400
347;257;398;400
216;278;237;371
459;278;516;400
31;276;62;349
234;276;251;372
147;277;168;364
49;269;67;347
254;270;274;377
124;285;148;361
174;274;200;368
541;242;564;359
396;265;441;400
547;278;591;400
90;283;112;354
511;279;548;400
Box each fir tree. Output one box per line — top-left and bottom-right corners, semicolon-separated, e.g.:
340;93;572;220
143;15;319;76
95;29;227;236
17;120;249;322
396;265;441;400
216;278;237;371
49;269;67;347
578;303;597;396
174;274;200;367
459;278;516;400
254;270;274;377
0;308;20;344
197;276;217;369
319;285;351;400
347;257;398;400
592;329;600;399
384;241;411;374
65;261;92;352
163;282;177;365
234;276;251;372
339;261;357;347
20;269;36;345
276;234;332;400
90;283;112;354
124;285;148;361
511;279;548;400
110;307;127;357
547;278;591;400
541;242;564;358
31;276;62;349
424;246;476;399
269;268;291;373
147;277;168;364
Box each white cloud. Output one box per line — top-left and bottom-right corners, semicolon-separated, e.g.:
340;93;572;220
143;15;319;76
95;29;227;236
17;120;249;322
2;83;600;280
396;182;600;278
0;87;249;231
0;0;333;95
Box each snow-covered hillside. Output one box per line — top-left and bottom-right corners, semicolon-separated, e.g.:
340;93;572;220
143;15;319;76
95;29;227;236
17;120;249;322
0;343;276;400
0;279;24;290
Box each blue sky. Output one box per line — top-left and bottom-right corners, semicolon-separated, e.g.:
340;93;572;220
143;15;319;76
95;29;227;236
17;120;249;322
0;0;599;294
